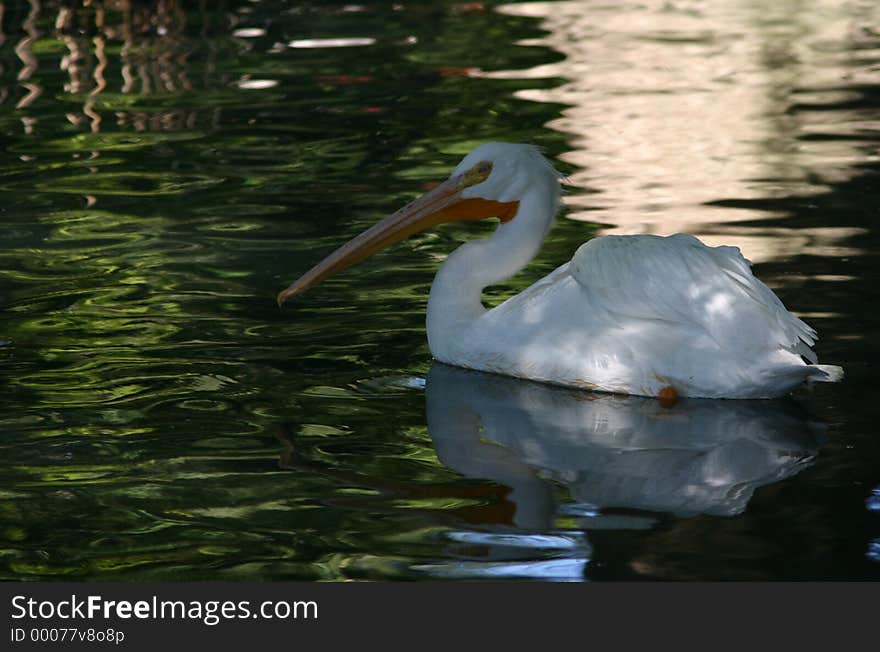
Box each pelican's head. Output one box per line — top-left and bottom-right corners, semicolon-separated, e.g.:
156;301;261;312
277;142;562;305
452;142;563;204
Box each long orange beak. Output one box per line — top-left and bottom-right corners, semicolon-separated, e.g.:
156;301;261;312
277;173;518;306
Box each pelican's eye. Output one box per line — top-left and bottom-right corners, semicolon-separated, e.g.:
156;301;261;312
464;161;493;186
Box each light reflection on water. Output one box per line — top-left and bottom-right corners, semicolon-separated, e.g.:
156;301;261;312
496;0;880;262
0;0;877;580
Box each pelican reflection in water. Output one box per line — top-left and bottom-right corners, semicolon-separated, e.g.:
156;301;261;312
279;365;824;580
426;364;822;522
410;364;823;579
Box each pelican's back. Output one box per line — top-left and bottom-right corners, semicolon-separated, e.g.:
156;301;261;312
570;233;818;362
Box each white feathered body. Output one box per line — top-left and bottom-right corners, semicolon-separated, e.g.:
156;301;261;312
428;232;840;399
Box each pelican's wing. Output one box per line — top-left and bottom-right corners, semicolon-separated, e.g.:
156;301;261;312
570;234;817;361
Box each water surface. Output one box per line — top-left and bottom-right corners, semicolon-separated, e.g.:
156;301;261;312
0;0;878;580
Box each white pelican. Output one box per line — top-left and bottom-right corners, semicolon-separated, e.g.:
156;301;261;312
278;142;843;399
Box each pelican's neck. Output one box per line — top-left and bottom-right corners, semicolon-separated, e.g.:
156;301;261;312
426;184;557;357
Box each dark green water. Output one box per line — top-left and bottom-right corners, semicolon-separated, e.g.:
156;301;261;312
0;0;878;580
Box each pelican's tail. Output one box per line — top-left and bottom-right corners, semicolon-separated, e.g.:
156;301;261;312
806;364;844;383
